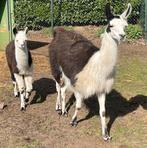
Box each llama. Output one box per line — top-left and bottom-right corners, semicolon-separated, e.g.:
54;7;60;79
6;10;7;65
6;27;33;111
49;3;132;140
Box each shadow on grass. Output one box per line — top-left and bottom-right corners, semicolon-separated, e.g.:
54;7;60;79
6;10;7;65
30;78;56;104
106;90;147;134
27;40;49;50
66;89;147;135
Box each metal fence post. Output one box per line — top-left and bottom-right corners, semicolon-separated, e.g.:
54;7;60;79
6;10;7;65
7;0;14;41
50;0;54;34
145;0;147;43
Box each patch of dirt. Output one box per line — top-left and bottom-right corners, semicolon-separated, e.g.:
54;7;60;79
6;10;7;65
0;26;147;148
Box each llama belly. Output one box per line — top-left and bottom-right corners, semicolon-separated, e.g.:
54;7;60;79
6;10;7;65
75;76;104;98
75;65;115;98
75;77;114;98
17;62;33;75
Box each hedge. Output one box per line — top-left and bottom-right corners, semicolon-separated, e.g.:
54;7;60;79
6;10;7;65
14;0;143;30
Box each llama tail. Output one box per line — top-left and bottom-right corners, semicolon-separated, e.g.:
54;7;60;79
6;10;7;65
49;50;62;84
49;29;62;84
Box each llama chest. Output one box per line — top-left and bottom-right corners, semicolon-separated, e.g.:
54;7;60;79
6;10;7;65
74;52;116;98
15;48;32;75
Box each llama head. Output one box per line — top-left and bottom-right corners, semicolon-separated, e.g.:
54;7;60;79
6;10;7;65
13;27;28;49
105;3;132;42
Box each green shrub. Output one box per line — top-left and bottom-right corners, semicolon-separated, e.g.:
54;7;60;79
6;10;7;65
14;0;51;29
42;27;53;37
95;26;105;37
126;24;143;39
42;26;73;37
96;24;143;40
14;0;142;30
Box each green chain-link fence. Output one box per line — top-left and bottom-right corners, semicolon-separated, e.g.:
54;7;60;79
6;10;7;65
13;0;147;42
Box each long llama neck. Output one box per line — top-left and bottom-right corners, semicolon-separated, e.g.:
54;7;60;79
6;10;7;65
15;42;29;68
99;31;118;67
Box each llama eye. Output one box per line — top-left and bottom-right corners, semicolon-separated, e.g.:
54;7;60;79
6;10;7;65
109;25;113;28
16;40;18;42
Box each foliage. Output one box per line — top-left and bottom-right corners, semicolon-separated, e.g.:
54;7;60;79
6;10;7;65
14;0;50;29
14;0;143;30
95;26;105;37
125;24;143;39
42;26;73;37
42;27;53;37
95;24;143;40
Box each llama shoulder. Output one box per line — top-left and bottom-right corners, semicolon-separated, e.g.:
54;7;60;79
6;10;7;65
49;29;100;84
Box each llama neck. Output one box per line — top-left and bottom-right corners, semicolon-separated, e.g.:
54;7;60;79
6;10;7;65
15;45;29;70
79;31;118;78
75;32;118;97
98;32;118;67
100;32;118;55
15;46;28;59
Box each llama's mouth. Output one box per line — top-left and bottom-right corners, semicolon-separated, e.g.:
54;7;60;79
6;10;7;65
119;34;126;40
20;45;25;48
121;36;126;42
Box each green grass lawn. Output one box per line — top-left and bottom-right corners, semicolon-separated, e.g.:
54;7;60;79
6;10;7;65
116;56;147;97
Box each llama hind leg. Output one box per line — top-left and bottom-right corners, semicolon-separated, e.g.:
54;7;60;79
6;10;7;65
98;93;111;141
55;81;61;111
61;85;67;115
70;92;82;126
24;75;33;102
14;74;25;110
13;81;19;97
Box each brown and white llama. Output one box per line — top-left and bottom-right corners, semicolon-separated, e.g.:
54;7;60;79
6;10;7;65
6;27;33;111
49;3;132;140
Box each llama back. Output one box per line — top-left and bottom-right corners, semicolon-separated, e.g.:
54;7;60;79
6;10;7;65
49;27;99;84
6;40;19;74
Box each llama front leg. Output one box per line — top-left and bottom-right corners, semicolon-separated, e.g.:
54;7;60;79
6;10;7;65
55;81;61;111
70;92;82;126
13;81;19;97
98;93;111;141
24;75;33;102
14;74;25;110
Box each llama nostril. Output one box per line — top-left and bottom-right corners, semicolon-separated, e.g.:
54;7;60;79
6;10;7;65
120;34;125;39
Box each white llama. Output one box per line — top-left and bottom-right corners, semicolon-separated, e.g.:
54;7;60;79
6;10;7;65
49;3;132;140
6;27;33;111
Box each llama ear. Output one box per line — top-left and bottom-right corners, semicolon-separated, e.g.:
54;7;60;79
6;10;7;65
120;3;132;20
105;3;114;21
13;27;18;36
24;27;29;34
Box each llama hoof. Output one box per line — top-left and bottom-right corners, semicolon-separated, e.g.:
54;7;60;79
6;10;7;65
25;98;29;103
14;92;19;97
70;117;78;127
57;110;62;115
103;135;112;141
62;110;68;117
55;105;61;111
70;121;78;127
20;107;26;111
56;108;61;112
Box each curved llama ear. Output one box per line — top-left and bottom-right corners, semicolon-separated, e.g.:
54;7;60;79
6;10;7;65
24;27;29;34
120;3;132;20
13;27;18;36
105;3;114;21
